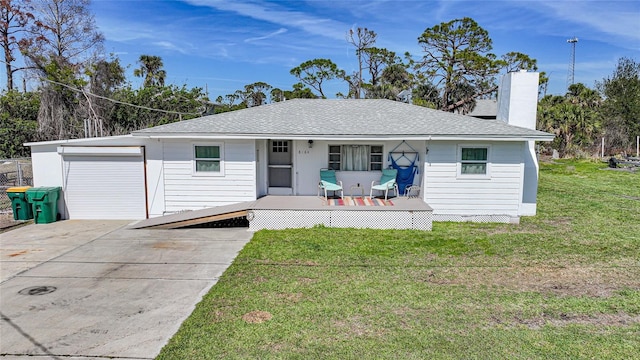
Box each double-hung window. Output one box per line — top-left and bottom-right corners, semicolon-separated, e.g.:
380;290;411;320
328;145;383;171
458;146;490;177
193;143;224;175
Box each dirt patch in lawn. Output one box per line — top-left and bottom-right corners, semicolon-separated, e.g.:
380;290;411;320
541;216;573;228
334;316;386;338
242;310;272;324
255;259;320;266
512;312;640;329
253;276;268;284
422;265;639;298
621;195;640;201
480;217;574;235
276;292;304;303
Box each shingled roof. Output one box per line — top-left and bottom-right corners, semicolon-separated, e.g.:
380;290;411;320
133;99;553;141
466;99;498;119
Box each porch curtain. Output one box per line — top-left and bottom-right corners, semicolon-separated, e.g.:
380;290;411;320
342;145;369;171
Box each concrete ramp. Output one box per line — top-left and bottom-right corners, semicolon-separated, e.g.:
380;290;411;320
130;201;256;229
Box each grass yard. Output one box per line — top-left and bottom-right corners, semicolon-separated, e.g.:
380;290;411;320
158;160;640;359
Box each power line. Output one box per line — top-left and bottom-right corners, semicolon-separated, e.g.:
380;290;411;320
41;78;203;116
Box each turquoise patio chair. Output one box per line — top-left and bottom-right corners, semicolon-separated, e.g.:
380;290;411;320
318;169;343;200
369;168;399;200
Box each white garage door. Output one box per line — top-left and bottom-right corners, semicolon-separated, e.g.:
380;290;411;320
61;147;146;220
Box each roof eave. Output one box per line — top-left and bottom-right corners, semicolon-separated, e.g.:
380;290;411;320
25;135;135;147
132;132;555;142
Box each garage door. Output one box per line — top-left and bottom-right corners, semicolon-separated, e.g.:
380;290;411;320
60;146;147;220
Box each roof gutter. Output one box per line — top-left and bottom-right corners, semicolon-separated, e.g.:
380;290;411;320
133;133;554;142
24;135;135;147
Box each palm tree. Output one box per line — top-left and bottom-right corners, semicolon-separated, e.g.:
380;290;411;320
133;55;166;88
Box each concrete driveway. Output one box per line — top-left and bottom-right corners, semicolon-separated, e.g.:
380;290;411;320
1;220;253;359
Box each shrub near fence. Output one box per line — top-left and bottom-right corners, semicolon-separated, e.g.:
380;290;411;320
0;159;33;213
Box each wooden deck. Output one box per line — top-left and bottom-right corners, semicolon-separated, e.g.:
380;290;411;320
130;196;433;231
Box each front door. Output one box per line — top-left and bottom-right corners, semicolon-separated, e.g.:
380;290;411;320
268;140;293;195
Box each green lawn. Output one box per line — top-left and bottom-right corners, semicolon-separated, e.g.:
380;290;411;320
158;160;640;359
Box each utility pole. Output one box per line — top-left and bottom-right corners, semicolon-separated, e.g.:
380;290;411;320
567;37;578;89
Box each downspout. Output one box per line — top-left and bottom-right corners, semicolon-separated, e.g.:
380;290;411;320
422;136;431;202
58;146;68;219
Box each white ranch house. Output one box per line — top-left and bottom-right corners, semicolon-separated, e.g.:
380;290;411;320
27;71;553;227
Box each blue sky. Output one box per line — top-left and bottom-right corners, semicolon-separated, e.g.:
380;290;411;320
11;0;640;99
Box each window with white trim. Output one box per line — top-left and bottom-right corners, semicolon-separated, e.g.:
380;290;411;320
193;143;224;175
458;146;490;177
328;145;383;171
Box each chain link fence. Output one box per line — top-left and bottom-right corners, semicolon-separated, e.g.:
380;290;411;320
1;159;33;214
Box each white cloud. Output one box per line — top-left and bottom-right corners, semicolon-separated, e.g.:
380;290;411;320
182;0;348;40
153;41;189;54
95;17;156;42
245;28;288;43
543;2;639;39
516;1;640;49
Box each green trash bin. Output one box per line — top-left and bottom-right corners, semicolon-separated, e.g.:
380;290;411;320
6;186;33;220
26;187;61;224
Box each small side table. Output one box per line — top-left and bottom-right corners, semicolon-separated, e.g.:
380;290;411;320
350;184;365;198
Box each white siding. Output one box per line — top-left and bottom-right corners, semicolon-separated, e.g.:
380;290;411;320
294;140;330;195
162;139;256;213
30;145;66;218
144;141;165;218
424;141;524;217
520;140;538;216
256;140;268;197
31;145;64;188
